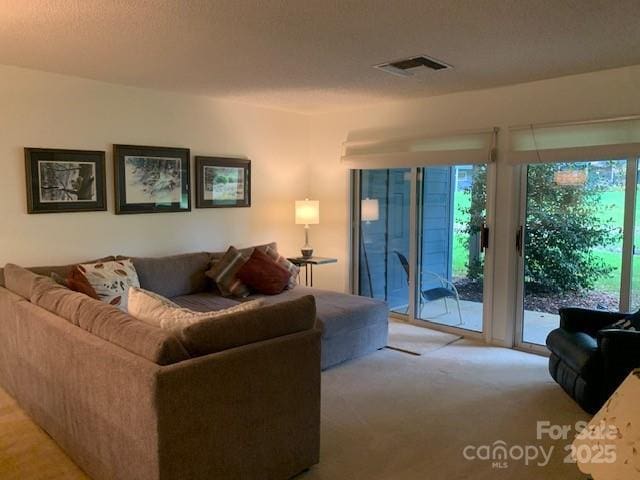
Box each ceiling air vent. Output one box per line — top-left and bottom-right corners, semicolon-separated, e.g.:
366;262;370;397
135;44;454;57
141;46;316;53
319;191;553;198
374;55;451;77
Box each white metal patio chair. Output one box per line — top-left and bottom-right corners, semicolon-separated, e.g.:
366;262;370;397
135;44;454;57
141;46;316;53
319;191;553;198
394;250;464;325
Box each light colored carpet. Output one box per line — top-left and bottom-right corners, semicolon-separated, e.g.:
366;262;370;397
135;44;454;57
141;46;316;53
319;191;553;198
0;325;588;480
304;337;589;480
387;319;461;354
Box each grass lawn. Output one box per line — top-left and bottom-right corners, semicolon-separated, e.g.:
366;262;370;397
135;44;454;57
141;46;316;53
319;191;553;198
453;190;471;276
573;188;626;293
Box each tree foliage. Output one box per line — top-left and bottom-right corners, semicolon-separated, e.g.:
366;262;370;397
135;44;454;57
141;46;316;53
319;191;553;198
462;165;487;283
462;162;620;293
522;163;619;293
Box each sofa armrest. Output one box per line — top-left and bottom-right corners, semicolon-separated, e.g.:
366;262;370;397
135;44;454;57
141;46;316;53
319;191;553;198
0;289;162;480
180;295;317;357
597;329;640;394
156;328;321;480
559;307;627;335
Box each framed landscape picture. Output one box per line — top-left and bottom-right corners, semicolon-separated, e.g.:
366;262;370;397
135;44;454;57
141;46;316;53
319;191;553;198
196;156;251;208
24;147;106;214
114;144;191;214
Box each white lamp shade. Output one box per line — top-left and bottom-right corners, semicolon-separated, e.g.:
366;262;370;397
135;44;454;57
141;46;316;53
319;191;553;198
361;198;379;222
295;199;320;225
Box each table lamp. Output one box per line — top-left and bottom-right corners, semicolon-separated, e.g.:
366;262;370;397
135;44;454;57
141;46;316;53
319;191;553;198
295;199;319;258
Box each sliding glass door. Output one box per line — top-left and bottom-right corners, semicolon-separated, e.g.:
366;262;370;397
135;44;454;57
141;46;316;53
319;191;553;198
415;165;486;332
631;162;640;311
517;159;637;348
354;164;491;335
357;168;411;314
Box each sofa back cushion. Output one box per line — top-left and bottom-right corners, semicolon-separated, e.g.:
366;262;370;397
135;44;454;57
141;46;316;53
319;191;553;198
0;256;116;289
181;295;317;357
3;264;42;299
30;276;189;365
130;252;211;299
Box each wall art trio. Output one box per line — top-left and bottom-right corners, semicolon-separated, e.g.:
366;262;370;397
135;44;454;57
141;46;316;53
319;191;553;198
24;146;251;214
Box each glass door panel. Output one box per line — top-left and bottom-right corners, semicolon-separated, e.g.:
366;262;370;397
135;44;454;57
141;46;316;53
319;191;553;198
358;168;411;315
631;161;640;311
521;160;626;345
415;165;486;332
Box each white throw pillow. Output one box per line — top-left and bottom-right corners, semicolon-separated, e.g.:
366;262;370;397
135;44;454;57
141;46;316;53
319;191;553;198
127;287;264;332
79;259;140;312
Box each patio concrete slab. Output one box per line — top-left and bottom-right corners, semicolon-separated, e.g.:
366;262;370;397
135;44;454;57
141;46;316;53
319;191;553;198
391;300;560;346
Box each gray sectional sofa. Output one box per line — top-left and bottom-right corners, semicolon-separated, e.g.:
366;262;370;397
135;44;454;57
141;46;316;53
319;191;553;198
0;249;388;480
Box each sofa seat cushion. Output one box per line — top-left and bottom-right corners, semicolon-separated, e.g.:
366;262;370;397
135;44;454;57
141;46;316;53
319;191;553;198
129;287;263;332
180;295;317;357
171;292;242;312
246;287;388;339
30;275;189;365
130;252;212;299
546;328;602;380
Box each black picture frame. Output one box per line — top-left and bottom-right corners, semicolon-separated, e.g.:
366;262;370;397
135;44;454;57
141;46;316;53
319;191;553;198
195;156;251;208
24;147;107;214
114;144;191;214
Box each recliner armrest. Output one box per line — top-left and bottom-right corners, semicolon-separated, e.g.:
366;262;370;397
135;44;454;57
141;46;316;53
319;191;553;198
597;329;640;394
597;328;640;354
559;307;627;335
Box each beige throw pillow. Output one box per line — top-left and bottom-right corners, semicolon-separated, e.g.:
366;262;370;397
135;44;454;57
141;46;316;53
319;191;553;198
127;287;264;332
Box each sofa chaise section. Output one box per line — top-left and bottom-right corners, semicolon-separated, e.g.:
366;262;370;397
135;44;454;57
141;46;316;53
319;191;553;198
173;285;389;370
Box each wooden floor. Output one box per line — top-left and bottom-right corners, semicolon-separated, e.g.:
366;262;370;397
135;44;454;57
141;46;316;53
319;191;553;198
0;387;87;480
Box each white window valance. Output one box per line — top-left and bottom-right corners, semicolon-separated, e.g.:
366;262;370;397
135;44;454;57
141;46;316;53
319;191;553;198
508;115;640;164
340;127;498;169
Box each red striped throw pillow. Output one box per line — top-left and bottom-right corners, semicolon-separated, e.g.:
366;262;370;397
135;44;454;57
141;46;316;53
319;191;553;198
205;246;251;297
261;244;300;289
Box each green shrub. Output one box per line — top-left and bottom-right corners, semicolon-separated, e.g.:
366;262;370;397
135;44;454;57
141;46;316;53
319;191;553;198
462;162;620;293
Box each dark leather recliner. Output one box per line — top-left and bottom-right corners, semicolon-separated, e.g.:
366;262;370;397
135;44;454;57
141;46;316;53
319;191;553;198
546;307;640;414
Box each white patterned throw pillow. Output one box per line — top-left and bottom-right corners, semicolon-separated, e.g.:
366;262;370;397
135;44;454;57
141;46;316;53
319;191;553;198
78;259;140;311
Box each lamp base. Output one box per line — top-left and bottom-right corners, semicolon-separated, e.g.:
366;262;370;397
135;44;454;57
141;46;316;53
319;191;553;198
301;247;313;258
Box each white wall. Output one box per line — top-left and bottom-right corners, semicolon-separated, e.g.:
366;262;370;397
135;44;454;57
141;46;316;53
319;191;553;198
0;65;311;267
308;65;640;346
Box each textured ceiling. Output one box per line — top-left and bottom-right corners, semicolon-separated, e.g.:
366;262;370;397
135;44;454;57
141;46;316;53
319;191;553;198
1;0;639;113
